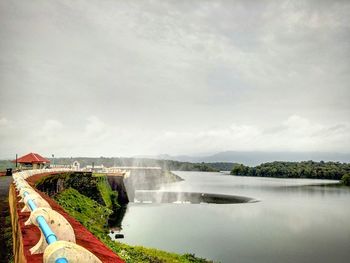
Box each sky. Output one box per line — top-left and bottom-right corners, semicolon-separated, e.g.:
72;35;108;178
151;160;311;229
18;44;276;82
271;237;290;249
0;0;349;158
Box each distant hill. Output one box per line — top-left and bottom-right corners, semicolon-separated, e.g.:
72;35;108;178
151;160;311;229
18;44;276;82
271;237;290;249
153;151;350;166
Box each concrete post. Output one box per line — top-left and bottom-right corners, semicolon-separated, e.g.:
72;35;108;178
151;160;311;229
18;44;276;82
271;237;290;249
44;240;102;263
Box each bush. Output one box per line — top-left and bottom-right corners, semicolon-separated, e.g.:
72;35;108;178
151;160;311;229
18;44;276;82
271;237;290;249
341;174;350;186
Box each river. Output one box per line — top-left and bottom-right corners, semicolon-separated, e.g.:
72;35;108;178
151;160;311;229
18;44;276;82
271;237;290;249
113;171;350;263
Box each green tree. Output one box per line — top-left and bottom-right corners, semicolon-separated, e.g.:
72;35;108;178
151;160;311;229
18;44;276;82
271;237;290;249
230;161;350;180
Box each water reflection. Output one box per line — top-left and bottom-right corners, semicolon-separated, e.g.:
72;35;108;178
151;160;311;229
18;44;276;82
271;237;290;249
108;205;127;240
134;190;258;204
108;205;127;228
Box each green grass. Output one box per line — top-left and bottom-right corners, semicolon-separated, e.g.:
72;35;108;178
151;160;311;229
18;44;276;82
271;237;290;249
55;188;214;263
4;214;14;263
103;241;212;263
94;174;119;209
1;195;14;263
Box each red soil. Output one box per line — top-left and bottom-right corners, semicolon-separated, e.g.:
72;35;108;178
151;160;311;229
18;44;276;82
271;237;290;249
15;172;124;263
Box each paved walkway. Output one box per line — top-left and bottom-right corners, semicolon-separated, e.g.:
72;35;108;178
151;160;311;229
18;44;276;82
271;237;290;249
0;176;13;263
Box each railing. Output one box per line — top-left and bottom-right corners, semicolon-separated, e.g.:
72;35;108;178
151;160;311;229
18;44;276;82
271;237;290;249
22;191;68;263
13;169;102;263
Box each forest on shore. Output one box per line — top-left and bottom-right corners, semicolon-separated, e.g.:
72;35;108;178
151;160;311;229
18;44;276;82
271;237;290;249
230;161;350;181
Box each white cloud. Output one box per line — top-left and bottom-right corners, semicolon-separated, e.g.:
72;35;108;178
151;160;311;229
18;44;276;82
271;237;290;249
41;119;63;133
152;115;350;155
0;117;8;126
84;116;108;138
0;0;349;158
0;114;349;158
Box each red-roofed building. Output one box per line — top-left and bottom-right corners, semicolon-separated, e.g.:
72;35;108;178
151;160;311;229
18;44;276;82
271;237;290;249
13;152;50;170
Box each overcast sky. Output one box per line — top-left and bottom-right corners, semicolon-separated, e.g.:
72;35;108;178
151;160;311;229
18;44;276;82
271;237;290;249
0;0;349;158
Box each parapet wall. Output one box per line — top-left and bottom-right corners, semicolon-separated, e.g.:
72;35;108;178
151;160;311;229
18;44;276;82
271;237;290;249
9;184;26;263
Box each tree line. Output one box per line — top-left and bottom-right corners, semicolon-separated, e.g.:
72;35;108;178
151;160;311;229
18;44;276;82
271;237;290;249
230;161;350;180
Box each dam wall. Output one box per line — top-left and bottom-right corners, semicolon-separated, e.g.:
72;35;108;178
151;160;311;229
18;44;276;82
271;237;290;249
106;175;129;204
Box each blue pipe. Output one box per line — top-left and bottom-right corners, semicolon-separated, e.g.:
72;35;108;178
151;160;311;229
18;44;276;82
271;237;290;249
56;258;69;263
24;192;37;211
36;216;58;244
27;199;37;211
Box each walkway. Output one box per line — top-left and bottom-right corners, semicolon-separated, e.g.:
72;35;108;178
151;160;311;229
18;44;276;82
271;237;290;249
0;176;13;263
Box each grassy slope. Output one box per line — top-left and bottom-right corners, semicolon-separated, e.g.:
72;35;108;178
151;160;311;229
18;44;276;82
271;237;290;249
55;188;212;263
55;188;112;234
4;214;14;263
94;174;119;209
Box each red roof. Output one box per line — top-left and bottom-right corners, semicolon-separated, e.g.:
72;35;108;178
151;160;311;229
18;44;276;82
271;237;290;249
13;153;50;164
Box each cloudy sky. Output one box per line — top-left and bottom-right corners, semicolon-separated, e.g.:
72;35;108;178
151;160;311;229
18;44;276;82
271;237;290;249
0;0;349;158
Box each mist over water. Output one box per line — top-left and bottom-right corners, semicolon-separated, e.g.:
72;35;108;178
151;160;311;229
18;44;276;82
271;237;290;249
117;172;350;263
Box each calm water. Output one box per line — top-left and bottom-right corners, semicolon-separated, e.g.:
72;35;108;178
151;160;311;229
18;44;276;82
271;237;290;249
117;172;350;263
